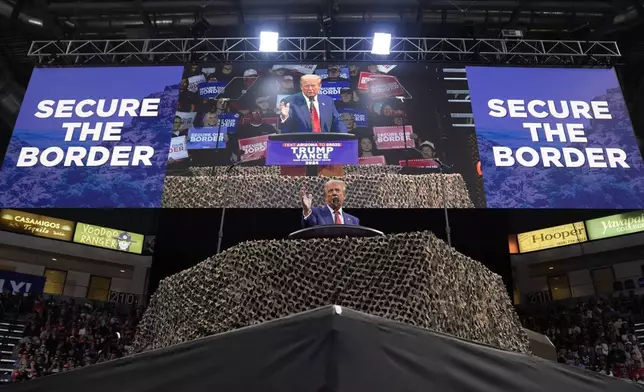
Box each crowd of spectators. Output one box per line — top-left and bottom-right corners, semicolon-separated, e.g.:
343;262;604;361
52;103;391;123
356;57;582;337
8;287;644;384
520;291;644;383
10;295;143;382
0;292;31;321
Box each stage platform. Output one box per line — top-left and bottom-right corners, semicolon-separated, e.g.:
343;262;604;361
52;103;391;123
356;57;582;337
162;165;474;208
8;306;638;392
133;231;528;354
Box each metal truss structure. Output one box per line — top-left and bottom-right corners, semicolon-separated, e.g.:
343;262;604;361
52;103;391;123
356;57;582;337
28;37;622;66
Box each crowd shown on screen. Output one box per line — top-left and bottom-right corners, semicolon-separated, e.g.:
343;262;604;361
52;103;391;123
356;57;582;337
168;63;439;170
520;291;644;382
11;295;143;382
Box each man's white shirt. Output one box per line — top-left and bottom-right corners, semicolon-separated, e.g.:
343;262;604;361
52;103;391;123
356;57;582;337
303;205;344;224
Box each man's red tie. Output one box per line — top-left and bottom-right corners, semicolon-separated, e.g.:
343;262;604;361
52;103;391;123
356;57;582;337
311;102;322;133
334;211;342;224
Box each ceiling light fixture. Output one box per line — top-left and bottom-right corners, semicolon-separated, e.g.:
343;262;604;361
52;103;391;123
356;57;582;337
371;32;392;55
259;31;279;52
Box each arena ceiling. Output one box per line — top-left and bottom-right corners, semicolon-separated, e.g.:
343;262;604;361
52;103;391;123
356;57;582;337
1;0;642;38
0;1;642;72
0;0;643;127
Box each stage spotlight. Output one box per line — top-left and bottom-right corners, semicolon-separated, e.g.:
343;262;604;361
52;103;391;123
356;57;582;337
27;18;43;27
259;31;279;52
371;32;391;55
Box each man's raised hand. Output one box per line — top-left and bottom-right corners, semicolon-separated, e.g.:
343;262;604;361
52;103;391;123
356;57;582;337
279;102;290;120
300;186;313;215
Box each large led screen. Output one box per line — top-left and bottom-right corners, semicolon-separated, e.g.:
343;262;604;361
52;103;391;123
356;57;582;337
162;63;479;209
0;66;184;208
467;67;644;209
1;64;643;209
165;64;444;170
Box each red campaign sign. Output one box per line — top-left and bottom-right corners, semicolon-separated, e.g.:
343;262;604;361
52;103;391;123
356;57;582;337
399;158;440;168
373;126;416;150
356;71;393;91
358;155;387;166
368;76;405;99
238;134;272;162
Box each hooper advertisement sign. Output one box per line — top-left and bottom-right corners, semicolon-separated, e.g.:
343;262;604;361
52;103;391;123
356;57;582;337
73;222;144;254
0;209;75;241
517;222;588;253
585;211;644;240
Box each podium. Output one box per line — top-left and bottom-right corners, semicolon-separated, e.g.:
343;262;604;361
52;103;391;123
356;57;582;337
266;133;357;177
288;224;384;240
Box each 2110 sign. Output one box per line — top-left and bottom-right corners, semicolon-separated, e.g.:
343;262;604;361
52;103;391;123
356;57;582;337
109;290;138;305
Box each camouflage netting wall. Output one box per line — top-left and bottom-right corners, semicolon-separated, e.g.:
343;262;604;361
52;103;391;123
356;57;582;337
162;165;474;208
133;231;530;354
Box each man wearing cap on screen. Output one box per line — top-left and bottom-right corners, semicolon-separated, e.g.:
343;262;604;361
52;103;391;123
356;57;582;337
300;180;360;228
325;65;347;81
279;74;348;133
336;87;361;109
419;141;437;159
243;69;258;88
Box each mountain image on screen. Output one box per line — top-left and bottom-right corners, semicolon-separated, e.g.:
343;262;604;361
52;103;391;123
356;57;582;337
0;88;179;208
478;87;644;209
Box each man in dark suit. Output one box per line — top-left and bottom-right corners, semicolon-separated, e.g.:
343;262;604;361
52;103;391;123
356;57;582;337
301;180;359;228
279;74;348;134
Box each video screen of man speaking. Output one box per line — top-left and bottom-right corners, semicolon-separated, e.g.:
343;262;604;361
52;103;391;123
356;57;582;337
167;63;443;172
279;74;348;134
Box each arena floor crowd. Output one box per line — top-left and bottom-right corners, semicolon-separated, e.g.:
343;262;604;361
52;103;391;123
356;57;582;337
2;294;143;382
519;291;644;382
4;289;644;383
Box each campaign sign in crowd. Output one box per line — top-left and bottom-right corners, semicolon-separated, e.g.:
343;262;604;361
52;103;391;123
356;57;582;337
239;134;271;162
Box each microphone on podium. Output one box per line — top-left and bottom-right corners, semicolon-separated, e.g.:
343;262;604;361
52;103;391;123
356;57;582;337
332;196;339;207
433;158;452;169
